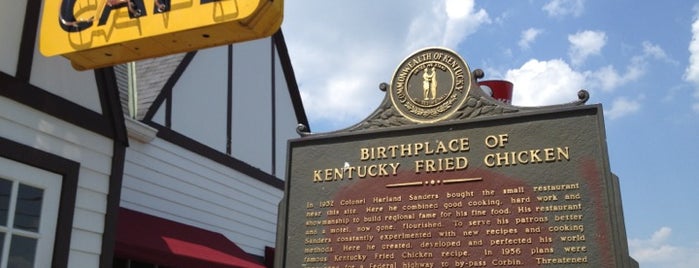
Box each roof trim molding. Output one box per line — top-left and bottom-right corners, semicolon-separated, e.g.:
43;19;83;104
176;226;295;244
0;71;113;138
16;0;41;82
93;67;130;268
125;117;158;143
142;52;198;122
272;30;310;131
147;122;284;190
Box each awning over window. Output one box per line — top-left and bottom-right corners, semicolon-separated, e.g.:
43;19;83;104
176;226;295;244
115;208;265;268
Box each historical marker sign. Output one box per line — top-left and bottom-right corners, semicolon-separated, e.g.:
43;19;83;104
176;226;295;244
277;48;635;268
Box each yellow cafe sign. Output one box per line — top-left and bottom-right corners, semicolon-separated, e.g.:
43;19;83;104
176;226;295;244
40;0;283;70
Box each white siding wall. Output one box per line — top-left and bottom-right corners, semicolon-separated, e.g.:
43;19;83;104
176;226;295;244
149;37;286;175
0;0;26;76
121;138;283;256
274;53;300;178
232;39;273;173
16;0;103;114
171;46;227;151
29;49;102;114
123;36;301;257
0;97;112;267
151;103;166;127
3;1;302;266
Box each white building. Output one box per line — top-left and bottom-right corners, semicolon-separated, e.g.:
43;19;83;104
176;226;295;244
0;1;308;267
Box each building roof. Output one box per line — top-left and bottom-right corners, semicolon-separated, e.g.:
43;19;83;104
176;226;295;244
115;53;186;120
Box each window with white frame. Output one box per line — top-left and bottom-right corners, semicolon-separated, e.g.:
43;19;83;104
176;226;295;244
0;158;61;268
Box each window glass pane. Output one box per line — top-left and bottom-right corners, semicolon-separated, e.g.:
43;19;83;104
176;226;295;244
14;184;43;232
0;178;11;226
8;235;37;268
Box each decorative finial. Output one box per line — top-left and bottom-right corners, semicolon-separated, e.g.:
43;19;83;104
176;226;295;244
473;69;485;80
379;82;388;92
296;124;311;136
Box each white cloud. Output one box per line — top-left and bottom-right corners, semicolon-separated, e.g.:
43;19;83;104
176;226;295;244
445;0;470;18
542;0;585;18
483;37;670;109
585;41;670;92
605;96;643;119
518;28;543;50
407;0;491;53
491;9;511;26
283;1;490;131
504;59;586;106
500;43;654;108
683;9;699;113
568;30;607;66
643;41;670;61
282;2;673;131
587;62;643;91
629;227;699;268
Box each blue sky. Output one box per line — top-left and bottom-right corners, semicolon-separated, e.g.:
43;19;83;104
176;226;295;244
282;1;699;267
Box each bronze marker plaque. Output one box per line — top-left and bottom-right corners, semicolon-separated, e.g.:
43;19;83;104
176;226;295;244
277;48;634;268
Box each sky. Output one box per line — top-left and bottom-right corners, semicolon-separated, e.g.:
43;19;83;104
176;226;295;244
281;1;699;267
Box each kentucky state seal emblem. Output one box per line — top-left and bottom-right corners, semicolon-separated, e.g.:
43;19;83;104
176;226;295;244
389;47;472;123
